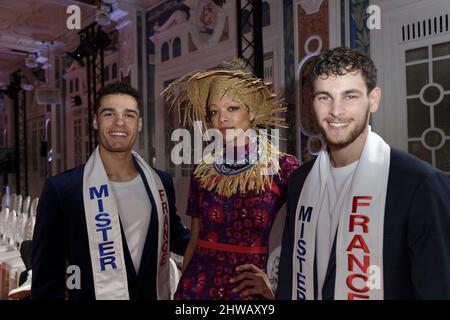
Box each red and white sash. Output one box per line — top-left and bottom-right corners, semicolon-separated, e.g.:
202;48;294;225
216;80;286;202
83;147;170;300
292;127;390;300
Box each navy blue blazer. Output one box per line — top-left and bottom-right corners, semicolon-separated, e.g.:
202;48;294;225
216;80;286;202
277;148;450;300
31;161;190;300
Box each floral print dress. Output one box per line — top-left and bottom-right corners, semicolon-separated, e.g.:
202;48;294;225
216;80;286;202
174;155;299;300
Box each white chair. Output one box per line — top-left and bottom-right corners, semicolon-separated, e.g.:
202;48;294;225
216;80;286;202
5;210;18;246
1;192;9;209
14;213;28;248
0;207;8;236
0;249;20;262
29;198;38;217
23;216;36;242
9;194;17;212
24;198;38;241
22;196;31;217
15;195;23;216
0;208;10;244
13;196;31;248
23;217;35;242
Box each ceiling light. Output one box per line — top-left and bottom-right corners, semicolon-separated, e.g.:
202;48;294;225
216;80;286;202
21;80;34;91
96;3;113;26
25;53;38;68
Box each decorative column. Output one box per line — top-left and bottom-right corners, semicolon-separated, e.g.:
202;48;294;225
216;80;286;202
296;0;329;162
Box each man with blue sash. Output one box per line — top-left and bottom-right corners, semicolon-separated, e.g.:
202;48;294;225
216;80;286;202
31;82;190;300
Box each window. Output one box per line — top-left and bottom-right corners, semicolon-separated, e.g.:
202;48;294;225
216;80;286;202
69;80;73;93
104;65;110;81
74;118;82;166
405;41;450;175
262;2;271;27
75;78;79;92
173;38;181;58
112;63;118;79
161;42;170;62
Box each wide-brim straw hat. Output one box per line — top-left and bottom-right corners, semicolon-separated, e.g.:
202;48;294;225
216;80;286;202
162;58;287;131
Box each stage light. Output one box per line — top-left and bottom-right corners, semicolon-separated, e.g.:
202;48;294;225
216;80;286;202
21;82;34;92
25;53;38;68
96;3;113;26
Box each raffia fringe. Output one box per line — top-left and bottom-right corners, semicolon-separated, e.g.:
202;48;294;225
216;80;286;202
194;141;284;197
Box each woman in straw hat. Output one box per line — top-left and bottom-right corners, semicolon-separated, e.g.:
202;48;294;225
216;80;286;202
163;59;299;300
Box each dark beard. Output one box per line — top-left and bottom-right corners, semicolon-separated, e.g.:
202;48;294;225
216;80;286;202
320;109;370;150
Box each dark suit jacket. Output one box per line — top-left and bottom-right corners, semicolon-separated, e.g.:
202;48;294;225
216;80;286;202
31;161;190;300
277;148;450;300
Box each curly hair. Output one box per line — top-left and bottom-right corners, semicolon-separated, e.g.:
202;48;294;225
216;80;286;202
96;82;141;114
307;47;377;94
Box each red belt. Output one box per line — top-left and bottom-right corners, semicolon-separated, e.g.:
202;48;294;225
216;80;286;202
197;239;267;254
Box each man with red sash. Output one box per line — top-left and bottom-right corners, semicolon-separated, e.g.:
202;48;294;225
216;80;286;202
212;48;450;300
276;47;450;300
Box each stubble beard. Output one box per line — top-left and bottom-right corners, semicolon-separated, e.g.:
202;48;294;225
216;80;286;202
319;109;370;150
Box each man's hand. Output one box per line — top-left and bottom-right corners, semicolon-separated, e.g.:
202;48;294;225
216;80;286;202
230;264;275;300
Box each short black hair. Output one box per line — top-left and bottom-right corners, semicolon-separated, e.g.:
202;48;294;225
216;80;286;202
96;82;141;114
307;47;378;94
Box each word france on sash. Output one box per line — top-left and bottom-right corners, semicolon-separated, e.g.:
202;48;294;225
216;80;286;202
346;195;376;300
158;188;169;267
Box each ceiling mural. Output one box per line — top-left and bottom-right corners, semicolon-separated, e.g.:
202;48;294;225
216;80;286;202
0;0;97;82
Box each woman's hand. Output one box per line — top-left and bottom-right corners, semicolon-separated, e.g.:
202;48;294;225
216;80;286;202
230;264;275;300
